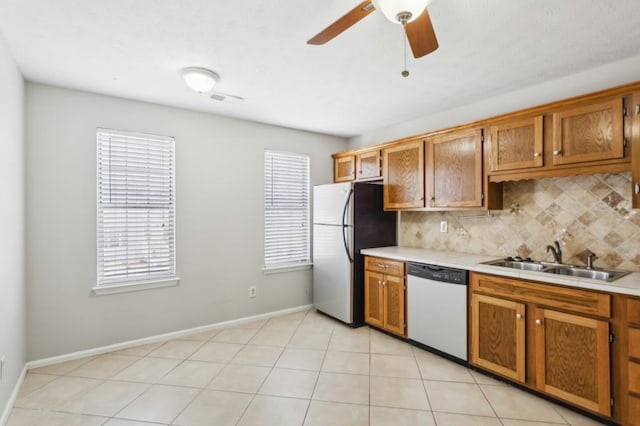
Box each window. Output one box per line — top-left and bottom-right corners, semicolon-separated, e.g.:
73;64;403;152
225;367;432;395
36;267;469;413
96;128;176;288
264;150;310;270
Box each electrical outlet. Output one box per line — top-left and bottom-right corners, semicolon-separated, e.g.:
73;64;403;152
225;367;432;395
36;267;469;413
440;221;448;233
249;286;257;298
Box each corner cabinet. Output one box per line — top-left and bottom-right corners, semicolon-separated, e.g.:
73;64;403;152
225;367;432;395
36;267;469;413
552;97;624;166
470;272;612;418
382;139;425;210
364;256;406;337
426;128;483;208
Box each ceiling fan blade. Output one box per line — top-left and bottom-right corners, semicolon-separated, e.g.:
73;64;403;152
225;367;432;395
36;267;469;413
307;1;375;45
405;8;439;58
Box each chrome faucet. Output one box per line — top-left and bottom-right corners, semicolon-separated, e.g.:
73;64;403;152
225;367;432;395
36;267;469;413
586;251;598;270
545;241;562;264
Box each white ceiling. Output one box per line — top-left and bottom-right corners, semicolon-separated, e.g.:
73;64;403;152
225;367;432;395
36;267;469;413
1;0;640;138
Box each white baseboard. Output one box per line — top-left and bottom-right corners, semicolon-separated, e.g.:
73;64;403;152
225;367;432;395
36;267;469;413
27;304;313;370
0;364;27;426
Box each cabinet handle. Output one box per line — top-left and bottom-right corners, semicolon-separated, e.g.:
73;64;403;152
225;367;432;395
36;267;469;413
378;280;382;285
358;170;362;174
535;319;542;325
553;150;562;155
516;313;522;319
635;184;640;195
382;281;386;286
533;152;540;158
376;263;388;268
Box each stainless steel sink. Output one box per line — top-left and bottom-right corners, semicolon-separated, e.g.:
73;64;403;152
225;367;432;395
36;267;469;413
486;260;548;272
545;266;629;282
482;259;630;282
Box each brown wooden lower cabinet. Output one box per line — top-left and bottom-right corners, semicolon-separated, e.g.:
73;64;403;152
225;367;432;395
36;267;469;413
364;256;406;337
470;293;525;383
535;308;611;416
630;394;640;425
470;272;612;419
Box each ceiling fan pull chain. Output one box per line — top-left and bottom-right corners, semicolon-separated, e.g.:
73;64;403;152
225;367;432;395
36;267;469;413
401;23;410;77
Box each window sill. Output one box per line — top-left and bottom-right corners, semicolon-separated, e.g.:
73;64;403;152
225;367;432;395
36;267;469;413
262;263;312;275
92;277;180;296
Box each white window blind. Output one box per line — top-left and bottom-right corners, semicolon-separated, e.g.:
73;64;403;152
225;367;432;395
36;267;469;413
97;129;176;286
264;151;310;269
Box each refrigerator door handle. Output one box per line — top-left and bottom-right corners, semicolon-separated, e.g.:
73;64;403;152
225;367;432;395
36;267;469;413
342;188;354;263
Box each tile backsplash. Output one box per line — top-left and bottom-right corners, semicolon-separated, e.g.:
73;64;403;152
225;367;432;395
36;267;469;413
400;172;640;272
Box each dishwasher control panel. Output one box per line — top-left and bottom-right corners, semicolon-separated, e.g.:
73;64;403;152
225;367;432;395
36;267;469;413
407;262;468;285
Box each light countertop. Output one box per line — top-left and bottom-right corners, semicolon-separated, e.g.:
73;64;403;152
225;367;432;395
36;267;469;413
361;246;640;297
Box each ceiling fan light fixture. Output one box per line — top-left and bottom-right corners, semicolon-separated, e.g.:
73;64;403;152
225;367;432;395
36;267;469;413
181;67;219;93
372;0;432;24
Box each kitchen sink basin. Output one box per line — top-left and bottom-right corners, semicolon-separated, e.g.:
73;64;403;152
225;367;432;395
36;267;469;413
482;259;630;282
486;260;548;271
545;266;629;282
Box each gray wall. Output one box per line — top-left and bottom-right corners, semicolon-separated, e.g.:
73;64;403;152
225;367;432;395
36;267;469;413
349;54;640;148
26;84;347;360
0;35;26;413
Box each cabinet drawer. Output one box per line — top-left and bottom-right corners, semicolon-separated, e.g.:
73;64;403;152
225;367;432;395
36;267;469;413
630;328;640;359
630;394;640;426
630;361;640;394
365;256;404;276
470;273;610;318
629;298;640;325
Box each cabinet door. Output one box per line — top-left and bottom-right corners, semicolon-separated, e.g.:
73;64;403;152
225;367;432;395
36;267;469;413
382;140;425;209
334;156;355;182
356;150;381;180
552;98;624;166
470;293;526;383
490;116;543;172
364;270;385;328
632;93;640;208
383;275;406;337
427;128;483;208
535;308;611;416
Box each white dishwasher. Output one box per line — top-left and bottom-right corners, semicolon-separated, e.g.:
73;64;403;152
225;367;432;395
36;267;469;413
407;262;468;361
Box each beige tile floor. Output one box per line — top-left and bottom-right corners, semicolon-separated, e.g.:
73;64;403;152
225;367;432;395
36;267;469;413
7;309;606;425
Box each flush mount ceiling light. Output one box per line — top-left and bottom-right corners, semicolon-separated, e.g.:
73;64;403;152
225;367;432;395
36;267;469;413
371;0;432;24
181;67;219;93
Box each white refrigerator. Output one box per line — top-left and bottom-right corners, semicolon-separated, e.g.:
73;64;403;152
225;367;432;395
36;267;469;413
312;182;396;325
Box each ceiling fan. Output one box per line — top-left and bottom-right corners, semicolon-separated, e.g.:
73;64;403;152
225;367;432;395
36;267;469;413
308;0;439;59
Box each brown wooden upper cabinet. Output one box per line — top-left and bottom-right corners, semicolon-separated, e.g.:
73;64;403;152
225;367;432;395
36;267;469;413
426;128;483;208
355;149;381;180
632;92;640;209
382;139;425;209
552;97;624;166
333;155;355;182
490;116;544;172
